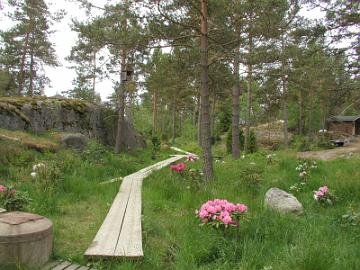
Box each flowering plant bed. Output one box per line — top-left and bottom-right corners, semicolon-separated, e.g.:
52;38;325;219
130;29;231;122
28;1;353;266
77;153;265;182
196;199;248;228
0;184;31;211
313;186;336;206
170;162;187;172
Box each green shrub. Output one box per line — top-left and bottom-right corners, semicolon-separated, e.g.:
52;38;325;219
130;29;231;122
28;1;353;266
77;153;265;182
248;129;257;153
81;140;111;162
239;165;263;192
0;184;31;211
151;136;161;159
226;128;245;153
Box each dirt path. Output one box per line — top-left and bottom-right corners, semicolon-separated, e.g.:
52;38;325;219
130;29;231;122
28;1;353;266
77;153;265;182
298;138;360;160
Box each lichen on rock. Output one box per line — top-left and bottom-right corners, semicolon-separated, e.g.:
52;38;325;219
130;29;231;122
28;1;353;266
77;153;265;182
0;96;145;149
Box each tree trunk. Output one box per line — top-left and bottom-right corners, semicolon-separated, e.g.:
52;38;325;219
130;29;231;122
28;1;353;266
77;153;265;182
197;94;202;145
193;93;199;126
152;90;157;136
232;44;241;159
245;29;253;153
115;49;126;154
172;98;176;144
179;110;183;136
200;0;213;181
126;91;134;125
282;78;289;147
281;38;289;147
299;90;304;135
115;0;128;154
92;51;96;95
211;95;216;137
18;31;30;96
29;44;34;96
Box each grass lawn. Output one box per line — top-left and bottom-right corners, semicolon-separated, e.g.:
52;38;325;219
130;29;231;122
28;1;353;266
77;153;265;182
1;138;360;269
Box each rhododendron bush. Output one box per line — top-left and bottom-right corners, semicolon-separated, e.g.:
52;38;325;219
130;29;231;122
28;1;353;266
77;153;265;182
0;184;31;211
313;185;336;206
186;155;198;162
196;199;248;228
170;162;187;172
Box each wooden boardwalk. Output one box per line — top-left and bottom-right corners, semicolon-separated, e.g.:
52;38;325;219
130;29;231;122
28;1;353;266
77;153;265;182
84;154;187;259
41;260;96;270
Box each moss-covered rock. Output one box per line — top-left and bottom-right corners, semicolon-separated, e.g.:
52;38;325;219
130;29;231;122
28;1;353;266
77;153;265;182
0;96;145;149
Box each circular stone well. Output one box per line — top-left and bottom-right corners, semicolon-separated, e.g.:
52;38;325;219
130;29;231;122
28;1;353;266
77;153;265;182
0;211;53;268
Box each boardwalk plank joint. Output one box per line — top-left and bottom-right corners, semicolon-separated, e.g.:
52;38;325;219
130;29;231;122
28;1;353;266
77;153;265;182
84;152;191;259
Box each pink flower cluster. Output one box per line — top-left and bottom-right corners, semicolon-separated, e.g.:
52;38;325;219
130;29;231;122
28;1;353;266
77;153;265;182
170;162;187;172
314;186;329;200
197;199;248;225
0;184;16;193
187;155;198;162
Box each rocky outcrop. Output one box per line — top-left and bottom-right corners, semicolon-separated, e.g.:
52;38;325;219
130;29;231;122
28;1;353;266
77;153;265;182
264;187;303;215
60;133;88;150
0;97;145;149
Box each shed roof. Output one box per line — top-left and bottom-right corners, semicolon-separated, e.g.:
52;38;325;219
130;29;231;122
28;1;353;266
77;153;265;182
327;115;360;122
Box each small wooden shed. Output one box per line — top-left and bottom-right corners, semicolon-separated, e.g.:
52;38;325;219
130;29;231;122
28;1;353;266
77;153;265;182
327;115;360;136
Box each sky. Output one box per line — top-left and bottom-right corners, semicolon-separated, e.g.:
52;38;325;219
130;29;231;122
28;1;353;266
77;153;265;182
0;1;324;101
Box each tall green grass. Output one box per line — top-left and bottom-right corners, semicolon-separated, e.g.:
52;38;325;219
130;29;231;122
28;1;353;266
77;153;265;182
1;139;359;269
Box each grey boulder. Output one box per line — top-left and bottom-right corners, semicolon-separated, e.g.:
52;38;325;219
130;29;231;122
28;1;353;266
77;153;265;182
60;133;88;150
264;187;303;215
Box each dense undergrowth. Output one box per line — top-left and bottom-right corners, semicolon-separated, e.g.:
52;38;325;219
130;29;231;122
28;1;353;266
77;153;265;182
0;134;359;269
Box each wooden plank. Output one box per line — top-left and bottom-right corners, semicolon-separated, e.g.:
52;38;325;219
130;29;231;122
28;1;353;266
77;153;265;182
170;146;197;157
99;177;123;185
64;264;82;270
84;154;187;258
51;261;72;270
114;156;186;257
84;178;133;257
114;176;143;257
41;261;62;270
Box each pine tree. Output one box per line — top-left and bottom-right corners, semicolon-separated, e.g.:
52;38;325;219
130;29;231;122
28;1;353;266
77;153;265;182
0;0;63;96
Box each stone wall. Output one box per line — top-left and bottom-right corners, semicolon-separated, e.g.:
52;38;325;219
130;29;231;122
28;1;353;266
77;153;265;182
0;97;145;149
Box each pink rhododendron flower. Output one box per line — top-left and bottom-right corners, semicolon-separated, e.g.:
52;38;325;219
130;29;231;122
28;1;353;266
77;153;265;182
187;155;198;162
222;215;232;224
313;185;336;205
319;186;328;194
0;185;5;192
170;162;187;172
199;210;209;218
236;204;248;213
196;198;248;227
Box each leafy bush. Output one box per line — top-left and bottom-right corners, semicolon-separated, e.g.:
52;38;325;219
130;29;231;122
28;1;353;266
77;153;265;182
317;136;335;150
248;130;257;153
226;128;245;153
217;108;231;133
0;184;31;211
35;161;64;191
196;199;248;228
293;135;312;152
239;165;263;192
81;140;111;163
151;136;161;159
338;206;360;227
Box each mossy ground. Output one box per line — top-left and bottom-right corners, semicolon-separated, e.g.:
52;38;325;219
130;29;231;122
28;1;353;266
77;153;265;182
0;133;359;270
